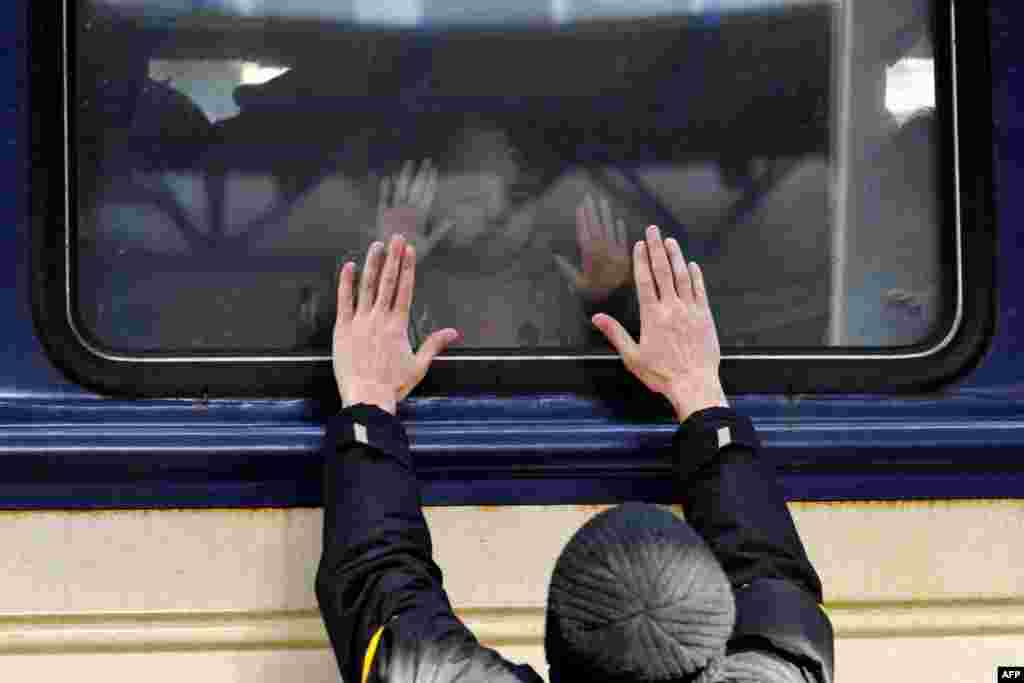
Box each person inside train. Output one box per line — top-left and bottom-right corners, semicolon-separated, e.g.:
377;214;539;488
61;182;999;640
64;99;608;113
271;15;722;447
373;123;640;349
315;228;834;683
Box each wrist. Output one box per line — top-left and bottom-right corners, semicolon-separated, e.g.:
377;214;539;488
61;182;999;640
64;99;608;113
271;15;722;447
667;379;729;423
341;382;397;415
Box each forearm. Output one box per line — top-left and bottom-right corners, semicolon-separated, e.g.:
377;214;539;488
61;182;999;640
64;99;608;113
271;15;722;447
316;406;535;683
316;406;437;683
318;415;431;581
674;408;824;601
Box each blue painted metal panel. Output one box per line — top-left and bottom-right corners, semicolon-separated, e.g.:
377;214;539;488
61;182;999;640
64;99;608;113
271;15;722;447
960;2;1024;395
0;0;1021;508
5;0;90;399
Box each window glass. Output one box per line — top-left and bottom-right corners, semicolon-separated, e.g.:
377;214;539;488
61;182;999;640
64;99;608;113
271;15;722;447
73;0;947;355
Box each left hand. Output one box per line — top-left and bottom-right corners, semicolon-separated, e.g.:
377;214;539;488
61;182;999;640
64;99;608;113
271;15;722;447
333;235;461;414
554;194;632;301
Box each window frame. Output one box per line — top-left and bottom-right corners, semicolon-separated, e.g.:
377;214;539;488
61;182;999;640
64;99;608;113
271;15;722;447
30;0;996;399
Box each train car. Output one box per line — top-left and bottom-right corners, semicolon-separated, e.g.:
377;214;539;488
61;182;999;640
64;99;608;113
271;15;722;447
2;0;1022;680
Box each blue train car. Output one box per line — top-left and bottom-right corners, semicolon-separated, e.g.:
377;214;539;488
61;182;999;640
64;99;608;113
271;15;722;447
1;1;1022;680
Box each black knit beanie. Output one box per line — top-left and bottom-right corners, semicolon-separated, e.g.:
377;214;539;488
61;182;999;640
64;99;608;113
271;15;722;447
545;503;736;683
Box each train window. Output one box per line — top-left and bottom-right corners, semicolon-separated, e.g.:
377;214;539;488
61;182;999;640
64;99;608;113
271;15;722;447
31;0;994;396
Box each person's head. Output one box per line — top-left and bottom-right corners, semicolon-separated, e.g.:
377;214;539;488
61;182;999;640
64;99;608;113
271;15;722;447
545;503;736;683
433;118;527;248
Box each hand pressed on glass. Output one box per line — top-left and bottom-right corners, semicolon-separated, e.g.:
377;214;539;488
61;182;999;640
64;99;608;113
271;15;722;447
332;235;460;415
335;226;725;421
553;194;632;302
377;160;456;262
591;226;729;422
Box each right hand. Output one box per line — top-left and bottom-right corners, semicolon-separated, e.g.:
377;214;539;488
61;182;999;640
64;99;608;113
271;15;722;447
591;225;728;421
377;159;455;262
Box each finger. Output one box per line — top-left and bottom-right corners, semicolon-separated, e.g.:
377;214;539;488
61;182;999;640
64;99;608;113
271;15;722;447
645;225;676;300
591;313;637;360
396;160;414;204
553;253;584;292
415;160;432;205
415;328;461;376
409;159;428;207
375;235;405;312
584;195;601;272
600;196;614;235
576;204;593;270
665;237;694;304
404;168;418;207
401;160;417;203
394;243;416;317
584;194;599;243
358;241;384;314
379;177;391;213
689;261;709;308
335;261;355;324
633;241;657;309
575;203;586;246
425;218;457;258
421;160;438;210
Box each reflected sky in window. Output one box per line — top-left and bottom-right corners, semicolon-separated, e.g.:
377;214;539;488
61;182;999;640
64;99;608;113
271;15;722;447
98;0;835;25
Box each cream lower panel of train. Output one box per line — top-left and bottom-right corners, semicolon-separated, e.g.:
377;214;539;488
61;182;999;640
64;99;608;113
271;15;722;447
0;501;1021;682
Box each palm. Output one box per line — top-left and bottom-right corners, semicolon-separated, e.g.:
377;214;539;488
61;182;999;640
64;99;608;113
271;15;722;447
332;237;461;411
581;233;631;297
554;195;631;300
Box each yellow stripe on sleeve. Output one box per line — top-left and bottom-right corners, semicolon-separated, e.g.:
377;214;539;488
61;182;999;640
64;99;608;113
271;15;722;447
361;624;387;683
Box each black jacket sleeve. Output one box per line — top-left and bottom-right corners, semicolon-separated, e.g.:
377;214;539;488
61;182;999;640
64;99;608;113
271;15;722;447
675;407;835;683
315;404;544;683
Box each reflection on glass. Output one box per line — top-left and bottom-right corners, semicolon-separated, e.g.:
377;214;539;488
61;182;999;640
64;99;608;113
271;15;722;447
148;60;290;122
886;58;935;125
97;0;834;24
74;0;947;354
837;7;944;348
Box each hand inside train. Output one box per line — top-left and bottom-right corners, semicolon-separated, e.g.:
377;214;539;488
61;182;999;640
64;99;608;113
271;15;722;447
376;159;456;262
553;193;632;302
